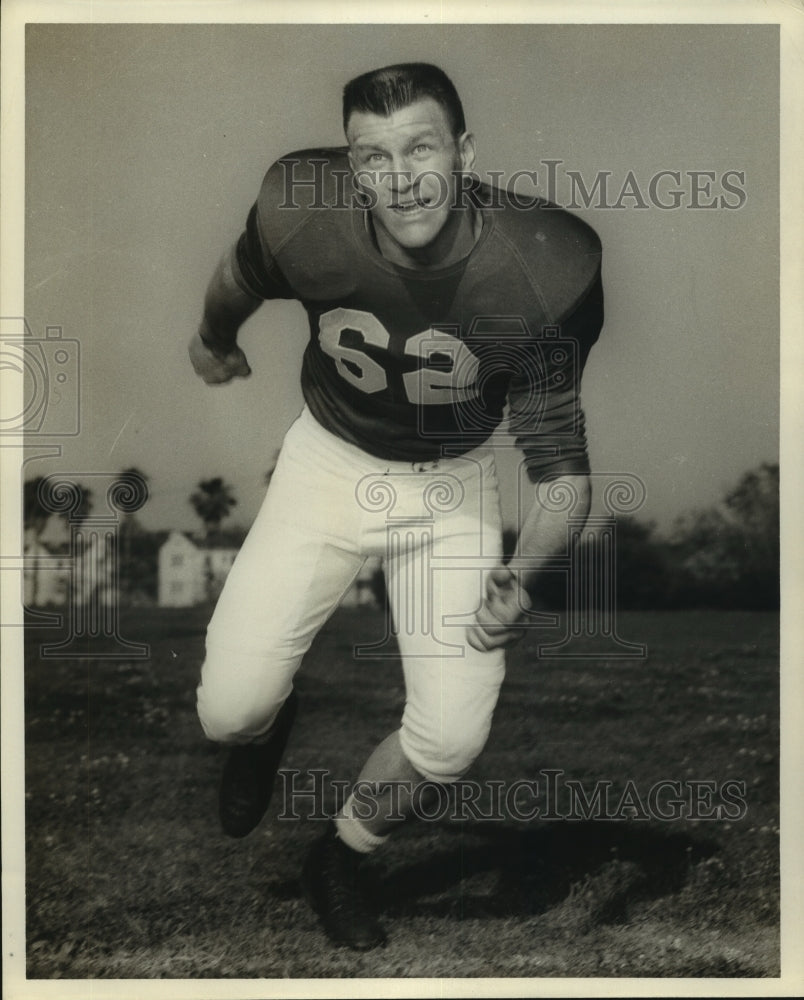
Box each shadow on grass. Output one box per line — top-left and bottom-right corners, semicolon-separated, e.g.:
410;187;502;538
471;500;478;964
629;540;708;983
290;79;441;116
377;821;717;923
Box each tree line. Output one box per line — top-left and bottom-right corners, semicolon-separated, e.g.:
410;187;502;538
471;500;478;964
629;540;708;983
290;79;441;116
505;462;779;611
631;461;777;609
23;462;779;610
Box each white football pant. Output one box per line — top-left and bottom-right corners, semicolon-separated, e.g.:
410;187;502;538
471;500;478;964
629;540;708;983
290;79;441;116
196;406;505;784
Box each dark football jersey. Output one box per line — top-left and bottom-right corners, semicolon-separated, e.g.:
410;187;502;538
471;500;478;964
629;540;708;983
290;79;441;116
231;148;604;482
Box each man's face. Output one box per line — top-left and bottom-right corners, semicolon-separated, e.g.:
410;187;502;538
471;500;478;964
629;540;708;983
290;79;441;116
346;98;475;254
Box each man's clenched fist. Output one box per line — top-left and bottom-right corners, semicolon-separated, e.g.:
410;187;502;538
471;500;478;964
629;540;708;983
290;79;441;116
466;566;531;652
189;330;252;385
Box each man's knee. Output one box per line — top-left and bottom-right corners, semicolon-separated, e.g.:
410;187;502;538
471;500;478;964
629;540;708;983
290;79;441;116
196;639;297;744
399;655;504;784
399;717;492;785
196;665;290;744
197;693;279;744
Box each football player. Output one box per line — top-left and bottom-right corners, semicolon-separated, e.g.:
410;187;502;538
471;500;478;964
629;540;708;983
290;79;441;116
190;62;603;951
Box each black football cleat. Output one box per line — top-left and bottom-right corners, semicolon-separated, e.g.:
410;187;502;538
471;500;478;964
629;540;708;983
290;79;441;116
301;823;388;951
218;689;298;838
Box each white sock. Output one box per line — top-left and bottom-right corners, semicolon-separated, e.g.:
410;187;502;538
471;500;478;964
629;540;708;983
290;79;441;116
334;793;389;854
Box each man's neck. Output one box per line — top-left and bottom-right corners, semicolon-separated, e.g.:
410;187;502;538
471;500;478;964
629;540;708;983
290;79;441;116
372;206;482;270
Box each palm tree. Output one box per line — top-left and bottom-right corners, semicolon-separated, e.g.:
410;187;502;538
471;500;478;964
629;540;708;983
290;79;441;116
24;475;93;530
70;485;93;529
23;475;93;605
117;466;149;505
189;477;238;540
116;467;150;594
23;476;51;539
23;476;52;607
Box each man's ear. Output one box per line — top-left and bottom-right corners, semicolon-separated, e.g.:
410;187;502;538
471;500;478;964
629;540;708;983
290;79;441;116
458;131;476;173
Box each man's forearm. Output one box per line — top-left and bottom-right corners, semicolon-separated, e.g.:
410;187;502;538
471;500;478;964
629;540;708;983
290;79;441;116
512;473;591;598
199;249;263;353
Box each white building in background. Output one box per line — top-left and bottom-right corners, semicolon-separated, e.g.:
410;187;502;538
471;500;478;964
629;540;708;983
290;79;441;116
25;528;379;611
24;530;118;609
157;531;382;609
158;531;238;607
23;532;71;607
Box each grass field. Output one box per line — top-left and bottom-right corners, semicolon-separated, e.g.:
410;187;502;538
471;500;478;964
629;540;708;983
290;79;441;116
23;605;779;979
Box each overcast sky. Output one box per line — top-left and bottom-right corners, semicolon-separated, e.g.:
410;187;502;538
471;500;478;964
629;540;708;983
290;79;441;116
21;22;779;536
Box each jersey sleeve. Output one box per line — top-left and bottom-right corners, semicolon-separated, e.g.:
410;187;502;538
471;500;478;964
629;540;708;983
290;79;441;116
507;267;604;483
229;148;351;301
229;201;297;301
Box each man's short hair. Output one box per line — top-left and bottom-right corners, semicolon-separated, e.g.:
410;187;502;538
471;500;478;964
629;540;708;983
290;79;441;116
343;63;466;138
